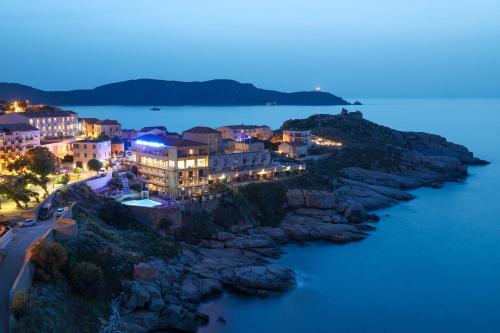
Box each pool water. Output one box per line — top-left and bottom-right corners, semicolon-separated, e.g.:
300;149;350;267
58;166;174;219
121;199;162;208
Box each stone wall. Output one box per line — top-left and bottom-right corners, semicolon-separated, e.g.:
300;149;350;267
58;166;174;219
85;172;112;190
0;228;12;250
128;205;182;229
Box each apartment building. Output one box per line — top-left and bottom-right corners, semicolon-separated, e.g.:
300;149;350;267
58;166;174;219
216;124;273;141
282;129;311;145
278;141;308;158
130;134;209;197
0;124;40;172
0;107;78;139
182;126;223;154
72;139;111;170
80;118;122;138
209;139;271;179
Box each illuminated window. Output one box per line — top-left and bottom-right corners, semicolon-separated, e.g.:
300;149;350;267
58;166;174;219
186;159;195;168
178;161;185;169
197;158;207;167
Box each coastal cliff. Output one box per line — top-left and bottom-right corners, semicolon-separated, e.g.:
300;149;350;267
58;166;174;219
13;111;488;333
108;111;488;332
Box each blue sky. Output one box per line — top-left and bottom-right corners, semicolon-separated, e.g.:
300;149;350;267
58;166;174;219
1;0;499;98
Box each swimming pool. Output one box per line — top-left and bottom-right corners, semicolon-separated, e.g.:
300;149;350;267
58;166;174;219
121;199;162;208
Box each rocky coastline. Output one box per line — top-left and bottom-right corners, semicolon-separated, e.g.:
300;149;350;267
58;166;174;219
110;112;489;332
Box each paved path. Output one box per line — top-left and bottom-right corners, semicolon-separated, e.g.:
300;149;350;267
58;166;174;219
0;216;57;332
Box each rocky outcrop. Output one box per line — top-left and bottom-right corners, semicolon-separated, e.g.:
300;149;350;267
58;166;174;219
281;215;367;243
221;266;295;296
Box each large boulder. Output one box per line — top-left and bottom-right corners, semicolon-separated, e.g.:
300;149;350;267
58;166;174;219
286;189;305;207
344;202;367;223
222;266;295;296
303;190;338;209
280;215;368;243
180;277;223;302
133;261;164;280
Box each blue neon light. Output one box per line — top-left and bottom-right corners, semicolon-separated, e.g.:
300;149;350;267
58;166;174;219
136;140;165;148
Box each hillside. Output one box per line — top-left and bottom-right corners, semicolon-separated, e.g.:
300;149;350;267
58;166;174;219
0;79;350;106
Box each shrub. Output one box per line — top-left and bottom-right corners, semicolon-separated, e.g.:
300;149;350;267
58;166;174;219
157;217;173;232
240;182;287;227
179;211;215;243
98;201;137;227
70;262;105;297
213;192;249;229
12;292;29;319
31;241;67;281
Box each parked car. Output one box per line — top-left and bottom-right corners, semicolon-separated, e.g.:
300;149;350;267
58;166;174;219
55;207;65;217
38;207;53;220
17;219;37;227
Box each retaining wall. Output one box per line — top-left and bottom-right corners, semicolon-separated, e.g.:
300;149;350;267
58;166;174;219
0;228;13;250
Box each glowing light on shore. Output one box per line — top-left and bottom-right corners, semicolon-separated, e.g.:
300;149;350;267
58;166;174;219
136;140;165;148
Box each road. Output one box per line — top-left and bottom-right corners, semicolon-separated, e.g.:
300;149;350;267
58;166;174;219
0;214;57;332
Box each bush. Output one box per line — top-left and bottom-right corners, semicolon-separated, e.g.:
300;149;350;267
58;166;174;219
31;241;67;281
240;182;287;227
12;292;29;320
213;192;249;229
179;211;215;243
158;217;173;232
70;262;104;297
98;201;137;227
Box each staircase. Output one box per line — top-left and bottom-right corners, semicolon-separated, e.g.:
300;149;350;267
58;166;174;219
120;173;130;194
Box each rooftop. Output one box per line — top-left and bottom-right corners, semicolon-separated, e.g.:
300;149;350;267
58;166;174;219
140;126;167;132
0;123;39;133
21;108;77;118
81;118;120;125
220;124;270;130
75;138;111;143
135;134;208;148
183;126;221;134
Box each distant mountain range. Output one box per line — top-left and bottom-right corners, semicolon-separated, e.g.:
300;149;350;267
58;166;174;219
0;79;351;106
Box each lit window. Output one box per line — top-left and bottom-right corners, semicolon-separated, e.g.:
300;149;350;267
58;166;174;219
197;158;206;167
178;161;185;169
186;159;195;168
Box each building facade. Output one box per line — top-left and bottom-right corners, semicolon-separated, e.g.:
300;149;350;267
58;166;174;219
72;139;111;170
0;124;40;172
80;118;122;138
182;126;223;154
278;141;308;158
282;129;311;145
130;134;209;197
0;107;78;139
216;125;273;141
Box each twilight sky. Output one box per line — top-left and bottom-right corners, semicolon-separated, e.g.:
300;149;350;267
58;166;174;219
1;0;499;98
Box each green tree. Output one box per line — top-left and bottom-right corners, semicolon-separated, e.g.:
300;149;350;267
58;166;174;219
87;159;103;174
56;173;71;186
97;132;110;141
0;176;39;209
70;262;105;297
11;147;58;197
31;240;67;281
98;201;136;227
73;167;83;179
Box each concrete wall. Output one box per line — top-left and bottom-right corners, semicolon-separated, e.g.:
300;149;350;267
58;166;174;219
85;172;112;190
128;205;182;229
0;228;12;250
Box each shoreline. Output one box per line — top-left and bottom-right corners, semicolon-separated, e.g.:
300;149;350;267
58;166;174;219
111;111;489;332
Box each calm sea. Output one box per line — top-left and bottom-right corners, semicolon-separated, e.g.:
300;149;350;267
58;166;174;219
71;99;500;333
